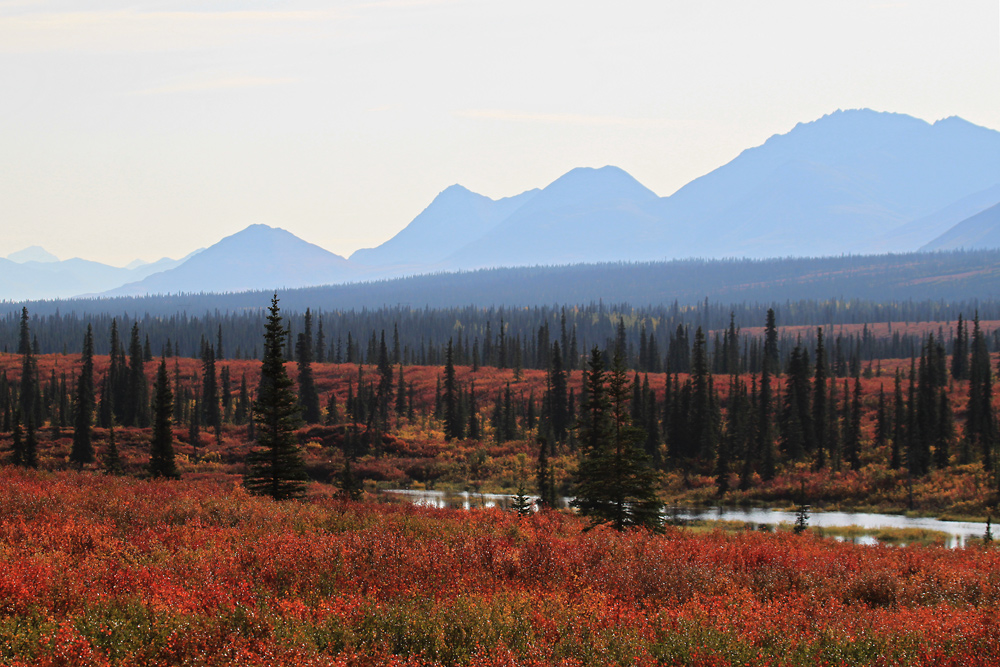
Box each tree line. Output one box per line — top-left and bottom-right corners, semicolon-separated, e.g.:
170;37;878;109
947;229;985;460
4;301;1000;529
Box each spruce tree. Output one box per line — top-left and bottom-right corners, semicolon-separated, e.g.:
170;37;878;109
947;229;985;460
245;295;307;500
813;328;828;469
891;369;904;470
11;410;23;466
443;339;463;440
758;362;776;480
70;325;95;466
845;376;862;471
201;343;221;443
104;419;124;475
763;308;779;375
951;314;969;381
150;357;178;479
572;347;661;531
297;309;321;424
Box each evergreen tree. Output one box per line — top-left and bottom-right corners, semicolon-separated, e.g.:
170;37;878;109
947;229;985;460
688;326;717;462
535;436;557;508
813;328;828;469
572;348;661;531
443;339;463;440
763;308;779;375
936;388;954;469
23;416;38;469
968;313;995;471
235;373;250;425
781;342;812;461
11;410;23;466
758;362;776;480
845;376;862;471
201;343;221;443
70;325;95;466
875;384;889;458
18;308;37;424
125;323;149;427
546;341;569;441
150;357;178;478
891;369;904;470
951;314;969;381
245;295;307;500
297;309;321;424
104;419;124;475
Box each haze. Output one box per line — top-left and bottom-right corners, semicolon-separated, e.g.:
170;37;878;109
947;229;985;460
2;0;998;266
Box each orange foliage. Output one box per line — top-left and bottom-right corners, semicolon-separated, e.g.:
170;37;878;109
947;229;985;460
1;468;999;666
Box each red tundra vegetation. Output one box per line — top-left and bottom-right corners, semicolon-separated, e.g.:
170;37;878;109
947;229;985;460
1;468;1000;666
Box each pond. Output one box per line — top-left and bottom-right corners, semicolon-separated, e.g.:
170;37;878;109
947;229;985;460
380;489;991;548
667;506;988;548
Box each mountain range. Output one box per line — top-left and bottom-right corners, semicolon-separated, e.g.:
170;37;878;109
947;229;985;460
3;108;999;301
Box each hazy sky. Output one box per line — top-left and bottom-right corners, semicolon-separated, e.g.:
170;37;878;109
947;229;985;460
2;0;999;266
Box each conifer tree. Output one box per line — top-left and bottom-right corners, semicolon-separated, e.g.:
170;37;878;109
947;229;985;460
763;308;779;375
891;369;904;470
875;384;889;457
845;376;862;471
968;313;995;471
24;417;38;469
245;295;307;500
18;308;37;424
104;419;123;475
150;357;178;479
572;348;661;531
443;339;463;441
813;328;828;469
235;373;250;425
125;323;149;427
297;309;321;424
70;325;95;466
201;343;221;443
951;314;969;381
936;388;954;469
535;436;557;508
11;410;23;466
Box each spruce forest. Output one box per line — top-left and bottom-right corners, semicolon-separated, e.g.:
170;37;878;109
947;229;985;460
4;297;1000;511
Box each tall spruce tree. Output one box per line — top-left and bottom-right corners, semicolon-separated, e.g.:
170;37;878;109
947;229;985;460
813;328;828;469
245;295;307;500
149;358;178;479
297;309;321;424
126;323;149;427
845;376;862;471
201;343;221;443
443;339;463;441
70;325;95;466
572;347;661;531
968;313;995;471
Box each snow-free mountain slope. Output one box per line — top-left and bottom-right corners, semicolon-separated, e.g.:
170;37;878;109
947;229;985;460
351;110;1000;266
664;110;1000;257
922;202;1000;251
107;224;359;296
6;246;59;263
0;253;191;301
349;185;538;267
442;166;666;269
861;184;1000;253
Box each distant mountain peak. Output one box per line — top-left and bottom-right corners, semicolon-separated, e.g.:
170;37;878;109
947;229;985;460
537;165;660;203
7;246;59;263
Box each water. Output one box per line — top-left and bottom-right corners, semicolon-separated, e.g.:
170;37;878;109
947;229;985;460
667;506;988;548
381;489;990;547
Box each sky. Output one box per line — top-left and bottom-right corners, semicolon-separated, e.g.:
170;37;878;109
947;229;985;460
1;0;999;267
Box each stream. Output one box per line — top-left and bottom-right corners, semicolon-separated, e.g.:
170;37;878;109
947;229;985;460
380;489;991;548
